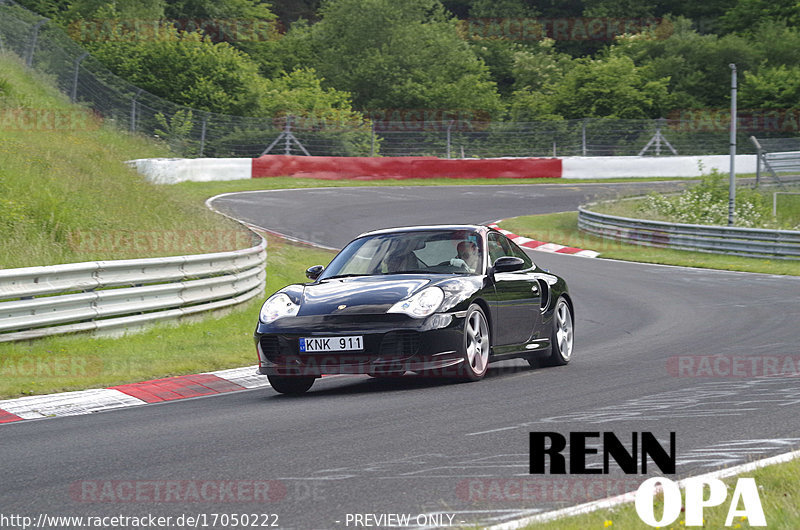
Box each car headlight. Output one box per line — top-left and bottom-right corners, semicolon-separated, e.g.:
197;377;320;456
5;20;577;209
387;286;444;318
259;293;300;323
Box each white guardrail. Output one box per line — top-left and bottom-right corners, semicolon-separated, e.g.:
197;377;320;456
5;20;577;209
579;204;800;259
0;236;266;342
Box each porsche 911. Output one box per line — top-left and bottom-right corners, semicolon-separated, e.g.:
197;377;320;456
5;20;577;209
254;225;573;394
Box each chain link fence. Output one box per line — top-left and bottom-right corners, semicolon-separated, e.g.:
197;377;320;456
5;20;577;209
2;0;798;159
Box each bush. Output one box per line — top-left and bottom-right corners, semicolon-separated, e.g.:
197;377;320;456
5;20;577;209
639;169;771;227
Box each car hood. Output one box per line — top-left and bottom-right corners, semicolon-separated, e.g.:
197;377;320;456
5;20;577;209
296;275;432;316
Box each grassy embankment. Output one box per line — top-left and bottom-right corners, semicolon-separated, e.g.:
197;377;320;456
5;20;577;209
0;52;334;397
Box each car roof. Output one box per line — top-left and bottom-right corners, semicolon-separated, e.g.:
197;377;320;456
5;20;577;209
356;224;489;238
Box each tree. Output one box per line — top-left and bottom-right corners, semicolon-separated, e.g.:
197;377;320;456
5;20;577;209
278;0;504;117
740;65;800;110
89;27;264;115
611;18;758;110
511;54;671;120
163;0;276;20
719;0;800;35
61;0;165;22
257;68;365;123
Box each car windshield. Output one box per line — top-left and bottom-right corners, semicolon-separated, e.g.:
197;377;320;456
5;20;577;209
320;230;484;279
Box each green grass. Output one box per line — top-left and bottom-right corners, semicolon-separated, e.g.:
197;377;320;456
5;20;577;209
0;52;247;268
500;212;800;276
774;192;800;228
0;233;336;399
527;457;800;529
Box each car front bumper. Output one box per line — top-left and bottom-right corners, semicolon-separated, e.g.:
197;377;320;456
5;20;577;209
254;312;468;377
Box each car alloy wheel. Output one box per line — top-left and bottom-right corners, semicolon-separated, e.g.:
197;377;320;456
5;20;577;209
459;304;490;381
546;296;573;366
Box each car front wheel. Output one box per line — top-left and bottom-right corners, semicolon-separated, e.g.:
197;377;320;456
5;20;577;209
267;375;315;395
543;296;573;366
458;304;490;381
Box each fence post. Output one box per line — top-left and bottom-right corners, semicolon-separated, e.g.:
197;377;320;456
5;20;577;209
70;52;89;103
750;136;762;188
25;19;48;67
581;119;587;156
130;88;142;133
370;121;375;157
284;115;292;155
655;118;663;156
446;120;455;159
198;113;207;157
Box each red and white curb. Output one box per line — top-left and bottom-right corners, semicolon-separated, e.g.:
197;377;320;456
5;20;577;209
488;222;599;258
0;366;268;424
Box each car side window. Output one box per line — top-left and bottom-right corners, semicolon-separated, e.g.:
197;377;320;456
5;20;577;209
509;239;533;268
488;232;533;269
488;232;510;264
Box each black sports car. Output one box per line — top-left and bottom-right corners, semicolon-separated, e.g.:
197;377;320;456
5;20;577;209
254;225;573;395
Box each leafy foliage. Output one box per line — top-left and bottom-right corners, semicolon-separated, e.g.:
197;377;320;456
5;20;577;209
155;109;194;152
13;0;800;124
87;27;264;115
719;0;800;35
511;54;670;120
275;0;504;116
740;65;800;110
640;170;771;227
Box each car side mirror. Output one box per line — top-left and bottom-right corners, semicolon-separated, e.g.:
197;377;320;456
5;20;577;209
305;265;325;280
493;256;525;273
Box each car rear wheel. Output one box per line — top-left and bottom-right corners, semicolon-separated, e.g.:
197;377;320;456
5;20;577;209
458;304;490;381
540;296;573;366
267;375;315;395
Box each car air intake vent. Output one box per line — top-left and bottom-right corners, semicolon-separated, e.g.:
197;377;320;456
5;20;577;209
260;336;280;359
379;331;420;359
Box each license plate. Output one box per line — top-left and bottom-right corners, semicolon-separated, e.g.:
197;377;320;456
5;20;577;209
300;336;364;352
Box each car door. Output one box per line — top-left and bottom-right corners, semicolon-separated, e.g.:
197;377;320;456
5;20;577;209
487;231;540;348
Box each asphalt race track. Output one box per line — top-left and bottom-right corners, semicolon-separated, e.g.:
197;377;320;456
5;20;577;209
3;183;800;529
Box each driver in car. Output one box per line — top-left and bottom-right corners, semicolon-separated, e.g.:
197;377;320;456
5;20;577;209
450;240;480;272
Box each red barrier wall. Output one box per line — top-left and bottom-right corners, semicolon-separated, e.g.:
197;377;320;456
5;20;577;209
251;155;562;180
